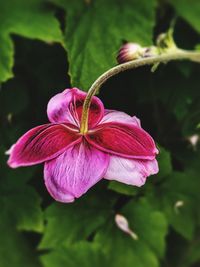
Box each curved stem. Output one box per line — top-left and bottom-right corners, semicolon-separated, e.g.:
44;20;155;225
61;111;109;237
80;48;200;134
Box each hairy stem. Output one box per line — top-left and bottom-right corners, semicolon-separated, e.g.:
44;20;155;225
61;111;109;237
80;48;200;134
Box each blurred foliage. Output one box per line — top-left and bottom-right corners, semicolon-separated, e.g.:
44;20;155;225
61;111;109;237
0;0;63;82
48;0;156;88
0;0;200;267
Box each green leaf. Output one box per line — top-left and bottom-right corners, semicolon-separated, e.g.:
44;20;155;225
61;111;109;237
154;146;172;182
195;44;200;50
0;0;63;83
50;0;157;89
94;198;167;267
0;34;14;83
41;198;167;267
39;191;115;249
153;169;200;240
0;179;44;233
182;239;200;267
0;149;43;266
7;186;43;232
0;217;41;267
41;242;107;267
169;0;200;34
160;189;195;240
108;180;138;196
0;146;43;233
122;198;167;258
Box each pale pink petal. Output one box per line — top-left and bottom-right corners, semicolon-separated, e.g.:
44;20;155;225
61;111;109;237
132;116;141;127
104;155;159;186
5;144;15;155
8;124;81;168
44;140;109;203
47;88;104;128
86;122;158;160
100;109;141;127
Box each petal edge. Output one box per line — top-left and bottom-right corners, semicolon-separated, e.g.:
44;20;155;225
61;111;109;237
87;122;158;160
47;88;104;128
104;156;159;186
44;140;109;202
8;124;81;168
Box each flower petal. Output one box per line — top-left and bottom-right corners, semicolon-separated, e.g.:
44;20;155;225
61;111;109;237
100;109;141;127
44;140;109;203
104;155;159;186
8;124;81;168
86;122;158;159
47;88;104;128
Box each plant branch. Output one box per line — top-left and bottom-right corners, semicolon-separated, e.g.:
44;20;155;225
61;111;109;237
80;48;200;134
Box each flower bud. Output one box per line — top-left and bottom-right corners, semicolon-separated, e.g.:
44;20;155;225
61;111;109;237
115;214;138;240
187;134;199;150
174;200;184;214
117;43;145;63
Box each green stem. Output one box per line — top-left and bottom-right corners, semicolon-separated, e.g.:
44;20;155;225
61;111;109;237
80;48;200;134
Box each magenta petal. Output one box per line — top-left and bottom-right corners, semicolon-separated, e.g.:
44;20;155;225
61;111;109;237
100;109;141;127
47;88;104;128
8;124;81;168
104;156;159;186
86;122;158;159
44;140;109;203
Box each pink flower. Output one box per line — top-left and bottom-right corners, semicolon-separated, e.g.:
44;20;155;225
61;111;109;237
8;88;159;203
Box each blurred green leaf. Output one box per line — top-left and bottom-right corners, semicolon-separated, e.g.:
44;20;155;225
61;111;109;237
1;1;200;266
182;238;200;267
0;171;44;233
0;149;43;266
195;44;200;50
0;34;14;83
153;167;200;240
108;180;138;196
169;0;200;34
39;191;115;249
0;217;41;267
0;0;63;83
0;144;43;233
50;0;157;88
94;198;168;267
154;146;172;181
41;242;107;267
159;188;196;240
41;198;167;267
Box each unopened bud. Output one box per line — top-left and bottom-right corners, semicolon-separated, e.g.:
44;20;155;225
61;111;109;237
117;43;145;63
174;200;184;214
117;43;159;64
115;214;138;240
7;113;13;123
187;134;199;150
